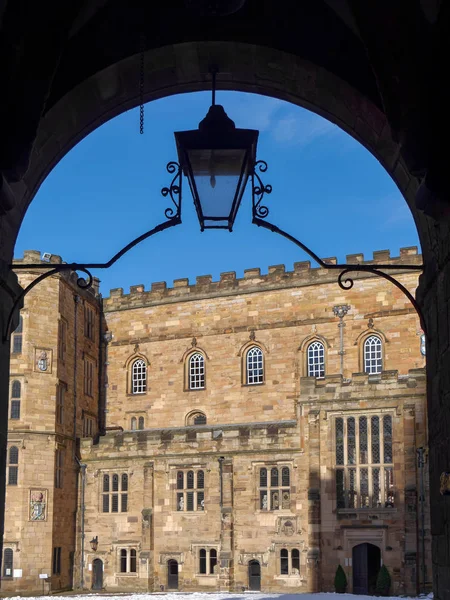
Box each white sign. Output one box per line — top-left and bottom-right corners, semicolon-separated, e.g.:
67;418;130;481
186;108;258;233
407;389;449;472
13;569;22;578
39;574;48;579
88;564;92;571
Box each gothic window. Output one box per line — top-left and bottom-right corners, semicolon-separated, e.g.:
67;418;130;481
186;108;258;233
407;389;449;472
8;446;18;485
138;416;144;430
363;335;383;374
10;380;21;420
259;466;290;511
102;472;128;513
307;341;325;377
176;469;205;512
280;548;300;575
246;346;264;385
187;411;207;426
189;353;205;390
119;549;137;573
335;414;394;509
131;417;137;430
3;548;13;577
198;548;217;575
55;449;64;488
131;359;147;394
12;316;23;354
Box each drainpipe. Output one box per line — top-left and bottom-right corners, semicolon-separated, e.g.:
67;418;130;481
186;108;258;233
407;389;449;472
417;447;426;592
102;330;113;436
333;305;350;376
73;295;79;458
77;459;87;590
218;456;225;507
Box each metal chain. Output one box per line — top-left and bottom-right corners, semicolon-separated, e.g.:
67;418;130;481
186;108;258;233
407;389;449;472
139;33;145;135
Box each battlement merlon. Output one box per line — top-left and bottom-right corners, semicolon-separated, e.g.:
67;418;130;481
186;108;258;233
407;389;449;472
102;246;422;310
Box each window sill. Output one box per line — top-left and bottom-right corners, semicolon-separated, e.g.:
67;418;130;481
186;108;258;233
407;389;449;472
242;382;265;388
255;509;292;515
115;573;138;577
175;510;207;515
337;507;397;516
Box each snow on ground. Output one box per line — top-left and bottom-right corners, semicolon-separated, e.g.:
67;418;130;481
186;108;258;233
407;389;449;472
4;593;433;600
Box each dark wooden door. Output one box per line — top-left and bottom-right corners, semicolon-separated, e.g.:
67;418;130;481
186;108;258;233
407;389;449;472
248;560;261;591
167;559;178;589
353;543;381;595
92;559;103;590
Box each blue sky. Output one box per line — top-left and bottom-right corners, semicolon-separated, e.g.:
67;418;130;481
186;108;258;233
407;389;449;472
16;91;420;296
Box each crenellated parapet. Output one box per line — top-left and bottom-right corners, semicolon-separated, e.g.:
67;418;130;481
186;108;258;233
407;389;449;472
102;247;422;311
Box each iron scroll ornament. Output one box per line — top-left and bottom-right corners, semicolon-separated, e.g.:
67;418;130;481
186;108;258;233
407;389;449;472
250;163;427;337
4;163;183;341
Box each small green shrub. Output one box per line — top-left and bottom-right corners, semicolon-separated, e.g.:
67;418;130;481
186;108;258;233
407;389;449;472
334;564;347;593
375;564;391;596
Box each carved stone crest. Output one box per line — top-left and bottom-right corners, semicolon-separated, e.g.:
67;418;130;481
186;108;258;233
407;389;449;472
30;489;47;521
278;517;297;536
34;349;52;373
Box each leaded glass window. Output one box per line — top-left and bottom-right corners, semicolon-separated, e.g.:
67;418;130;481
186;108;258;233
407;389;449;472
102;472;128;513
364;335;382;374
334;414;394;509
280;548;301;575
12;316;23;354
280;549;289;574
131;359;147;394
259;466;290;511
176;469;205;512
307;341;325;377
8;446;18;485
189;353;205;389
246;346;264;385
198;548;218;575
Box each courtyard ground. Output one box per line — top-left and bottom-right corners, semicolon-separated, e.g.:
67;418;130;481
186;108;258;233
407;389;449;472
2;592;433;600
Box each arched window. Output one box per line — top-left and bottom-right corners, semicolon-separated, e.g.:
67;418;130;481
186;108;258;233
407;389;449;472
187;411;207;426
210;549;217;573
120;549;127;573
130;549;137;572
189;353;205;390
292;549;300;573
3;548;13;577
138;416;144;430
197;470;204;489
10;380;21;419
307;341;325;377
131;359;147;394
131;417;137;430
199;548;207;574
12;316;23;354
8;446;18;485
246;346;264;385
280;549;289;574
363;335;382;374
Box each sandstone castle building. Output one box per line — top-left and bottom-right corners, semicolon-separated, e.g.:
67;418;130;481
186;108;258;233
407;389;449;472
2;247;430;595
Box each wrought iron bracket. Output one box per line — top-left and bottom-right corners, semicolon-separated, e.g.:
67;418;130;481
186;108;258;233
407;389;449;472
251;162;427;337
4;162;182;342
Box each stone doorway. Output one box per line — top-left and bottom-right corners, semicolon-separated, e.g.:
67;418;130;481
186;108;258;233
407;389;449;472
167;559;179;590
248;560;261;591
352;543;381;595
92;558;103;590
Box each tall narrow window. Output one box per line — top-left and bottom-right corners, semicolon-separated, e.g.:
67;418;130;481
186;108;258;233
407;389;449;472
199;549;207;574
292;549;300;573
259;466;290;510
131;359;147;394
3;548;13;577
138;416;144;430
210;549;217;573
55;449;64;488
364;335;382;374
10;380;21;420
84;305;95;341
130;549;137;572
84;357;95;396
12;316;23;354
307;341;325;377
58;319;67;360
56;384;65;425
189;353;205;389
280;549;289;575
8;446;18;485
335;414;394;509
131;417;137;430
102;473;128;513
120;549;127;573
52;547;61;575
246;346;264;385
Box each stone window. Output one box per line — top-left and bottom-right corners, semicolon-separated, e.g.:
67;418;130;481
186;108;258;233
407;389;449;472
119;548;137;573
84;304;95;341
55;449;64;488
52;547;61;575
7;446;18;485
56;383;66;425
130;416;145;430
188;352;205;389
10;380;21;420
280;548;300;575
186;411;207;426
3;548;13;577
246;346;264;385
176;469;205;512
131;359;147;394
83;414;96;437
258;466;290;510
102;473;128;513
363;335;383;374
58;318;67;360
307;341;325;377
12;316;23;354
199;548;217;574
84;357;95;396
335;414;394;509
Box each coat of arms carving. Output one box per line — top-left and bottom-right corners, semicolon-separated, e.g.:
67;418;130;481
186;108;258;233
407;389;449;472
30;490;47;521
